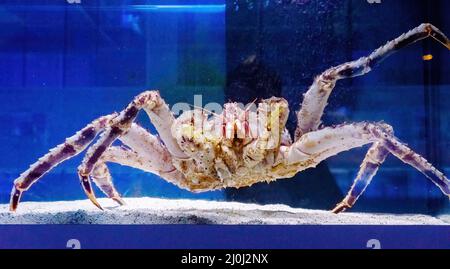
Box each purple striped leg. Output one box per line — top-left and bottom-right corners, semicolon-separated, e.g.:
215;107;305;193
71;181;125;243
10;113;118;211
331;143;389;213
91;162;126;206
295;23;450;139
11;90;186;211
286;122;450;213
98;146;186;191
76;90;181;209
90;123;186;206
332;126;394;213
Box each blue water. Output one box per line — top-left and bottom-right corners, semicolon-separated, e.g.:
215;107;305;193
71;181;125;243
0;0;449;214
0;0;227;203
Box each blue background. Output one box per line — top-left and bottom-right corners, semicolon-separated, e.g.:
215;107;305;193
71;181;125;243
0;225;449;249
0;0;449;215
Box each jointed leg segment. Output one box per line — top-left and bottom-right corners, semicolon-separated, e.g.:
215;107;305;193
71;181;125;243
295;23;450;139
77;91;186;209
10;91;186;211
10;113;117;211
288;122;450;212
95;123;185;190
292;23;450;212
91;162;126;206
331;143;389;213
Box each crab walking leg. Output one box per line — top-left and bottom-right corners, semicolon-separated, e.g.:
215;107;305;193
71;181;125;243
91;147;180;206
89;123;185;205
141;94;188;159
100;146;186;186
117;123;180;177
286;122;450;212
295;23;450;139
91;162;126;206
331;143;389;214
332;126;394;213
9;113;117;211
77;91;185;209
91;145;185;202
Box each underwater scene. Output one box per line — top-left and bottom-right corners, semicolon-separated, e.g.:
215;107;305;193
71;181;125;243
0;0;449;220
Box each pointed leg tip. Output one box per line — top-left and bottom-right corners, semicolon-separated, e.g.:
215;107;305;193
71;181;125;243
92;200;104;211
331;207;343;214
91;197;104;211
9;187;22;212
112;196;126;206
331;203;350;214
85;192;103;210
332;196;357;214
80;175;103;210
9;204;17;212
9;200;17;212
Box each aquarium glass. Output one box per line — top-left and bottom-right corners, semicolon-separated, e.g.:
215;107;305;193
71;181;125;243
0;0;448;215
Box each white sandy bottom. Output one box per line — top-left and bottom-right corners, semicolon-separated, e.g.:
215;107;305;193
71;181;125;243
0;197;448;225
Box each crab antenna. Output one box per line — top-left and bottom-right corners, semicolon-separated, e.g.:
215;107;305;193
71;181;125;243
189;104;221;118
245;98;258;111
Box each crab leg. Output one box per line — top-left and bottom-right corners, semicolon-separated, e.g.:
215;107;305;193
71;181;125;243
9;113;117;211
140;94;188;159
331;126;394;213
331;143;389;213
77;91;187;209
117;123;179;176
295;23;450;139
10;90;185;211
89;122;185;205
95;122;175;205
76;91;161;209
100;145;186;187
89;132;186;205
286;122;450;212
91;162;126;206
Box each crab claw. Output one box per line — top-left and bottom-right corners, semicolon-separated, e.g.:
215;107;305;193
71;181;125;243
80;175;103;210
9;186;23;212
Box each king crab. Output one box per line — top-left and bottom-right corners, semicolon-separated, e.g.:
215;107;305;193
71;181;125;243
9;23;450;213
